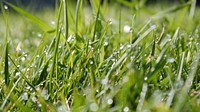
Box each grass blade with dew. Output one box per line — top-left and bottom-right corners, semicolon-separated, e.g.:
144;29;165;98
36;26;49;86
48;0;63;97
63;0;69;41
1;2;10;86
166;52;185;107
132;23;156;47
4;2;54;33
147;44;169;82
92;4;101;41
8;55;36;91
0;77;21;110
173;49;200;112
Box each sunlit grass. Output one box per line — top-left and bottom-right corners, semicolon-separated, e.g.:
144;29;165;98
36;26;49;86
0;1;200;111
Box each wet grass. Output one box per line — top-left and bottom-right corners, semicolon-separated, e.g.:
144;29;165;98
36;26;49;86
0;0;200;111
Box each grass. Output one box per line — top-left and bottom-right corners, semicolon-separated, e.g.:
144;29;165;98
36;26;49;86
0;0;200;111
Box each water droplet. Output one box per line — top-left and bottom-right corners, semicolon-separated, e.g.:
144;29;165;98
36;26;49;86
67;35;73;42
32;96;37;103
104;41;108;46
124;25;131;33
96;89;99;93
90;103;98;111
127;44;131;48
39;69;42;73
111;58;116;62
90;60;94;65
123;106;129;112
101;78;108;85
144;77;148;81
57;105;68;112
38;103;42;107
21;92;28;100
109;18;113;25
21;57;26;62
4;5;8;10
150;25;156;29
51;21;55;25
36;55;40;58
127;62;132;68
41;89;49;100
123;76;129;83
16;43;21;52
37;33;42;37
167;58;175;63
107;99;113;105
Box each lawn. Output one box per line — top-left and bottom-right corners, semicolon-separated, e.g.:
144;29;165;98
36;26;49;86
0;0;200;111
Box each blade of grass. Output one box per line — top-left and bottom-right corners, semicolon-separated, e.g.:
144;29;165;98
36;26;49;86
92;4;101;41
75;0;82;38
177;52;185;81
63;0;69;40
173;49;200;112
4;2;54;32
150;3;190;20
147;44;169;82
90;0;100;14
48;1;63;97
8;55;36;91
4;43;9;85
35;59;50;85
0;77;21;110
166;52;185;107
132;24;156;47
189;0;196;18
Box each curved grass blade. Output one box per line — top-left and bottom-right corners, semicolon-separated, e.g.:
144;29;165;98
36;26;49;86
150;3;190;20
8;55;36;91
4;2;54;33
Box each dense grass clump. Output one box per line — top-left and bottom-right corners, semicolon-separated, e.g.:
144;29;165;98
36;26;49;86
0;0;200;111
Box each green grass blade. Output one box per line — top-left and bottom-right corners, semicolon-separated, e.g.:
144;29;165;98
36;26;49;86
4;43;9;85
173;49;200;112
90;0;100;13
4;2;54;32
132;24;156;48
8;56;36;91
150;3;190;20
35;60;50;85
147;44;169;82
92;4;101;41
177;52;185;81
48;0;63;97
0;77;21;110
75;0;82;38
64;0;69;40
189;0;196;18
